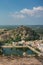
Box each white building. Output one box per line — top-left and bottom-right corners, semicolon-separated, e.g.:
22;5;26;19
38;43;43;52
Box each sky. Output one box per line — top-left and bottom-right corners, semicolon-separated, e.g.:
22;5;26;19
0;0;43;25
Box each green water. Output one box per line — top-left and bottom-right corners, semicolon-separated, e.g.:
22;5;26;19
2;48;36;56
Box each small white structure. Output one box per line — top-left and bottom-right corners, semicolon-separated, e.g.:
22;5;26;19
18;40;25;45
12;42;14;44
38;43;43;52
12;42;18;46
23;52;26;56
20;40;25;43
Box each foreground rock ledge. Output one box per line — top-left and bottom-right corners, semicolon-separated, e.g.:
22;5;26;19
0;56;43;65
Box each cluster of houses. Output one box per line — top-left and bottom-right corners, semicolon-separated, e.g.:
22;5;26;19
12;40;43;52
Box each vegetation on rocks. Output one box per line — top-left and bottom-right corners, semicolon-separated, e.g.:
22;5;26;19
11;25;40;41
0;25;40;43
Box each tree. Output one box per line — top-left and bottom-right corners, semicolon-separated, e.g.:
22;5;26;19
14;36;21;42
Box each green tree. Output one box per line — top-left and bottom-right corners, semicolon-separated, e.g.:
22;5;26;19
15;36;21;42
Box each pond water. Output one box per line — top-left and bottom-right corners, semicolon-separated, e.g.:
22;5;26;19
2;48;36;56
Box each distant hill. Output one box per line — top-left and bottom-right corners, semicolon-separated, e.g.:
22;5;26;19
0;25;40;42
10;25;40;41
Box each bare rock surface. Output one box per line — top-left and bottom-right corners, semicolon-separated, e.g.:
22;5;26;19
0;56;43;65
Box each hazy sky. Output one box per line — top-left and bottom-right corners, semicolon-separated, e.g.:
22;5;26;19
0;0;43;25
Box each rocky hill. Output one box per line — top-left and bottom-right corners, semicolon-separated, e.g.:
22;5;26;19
0;25;40;43
11;25;40;41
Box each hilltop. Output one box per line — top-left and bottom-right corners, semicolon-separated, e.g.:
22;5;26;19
0;25;40;43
